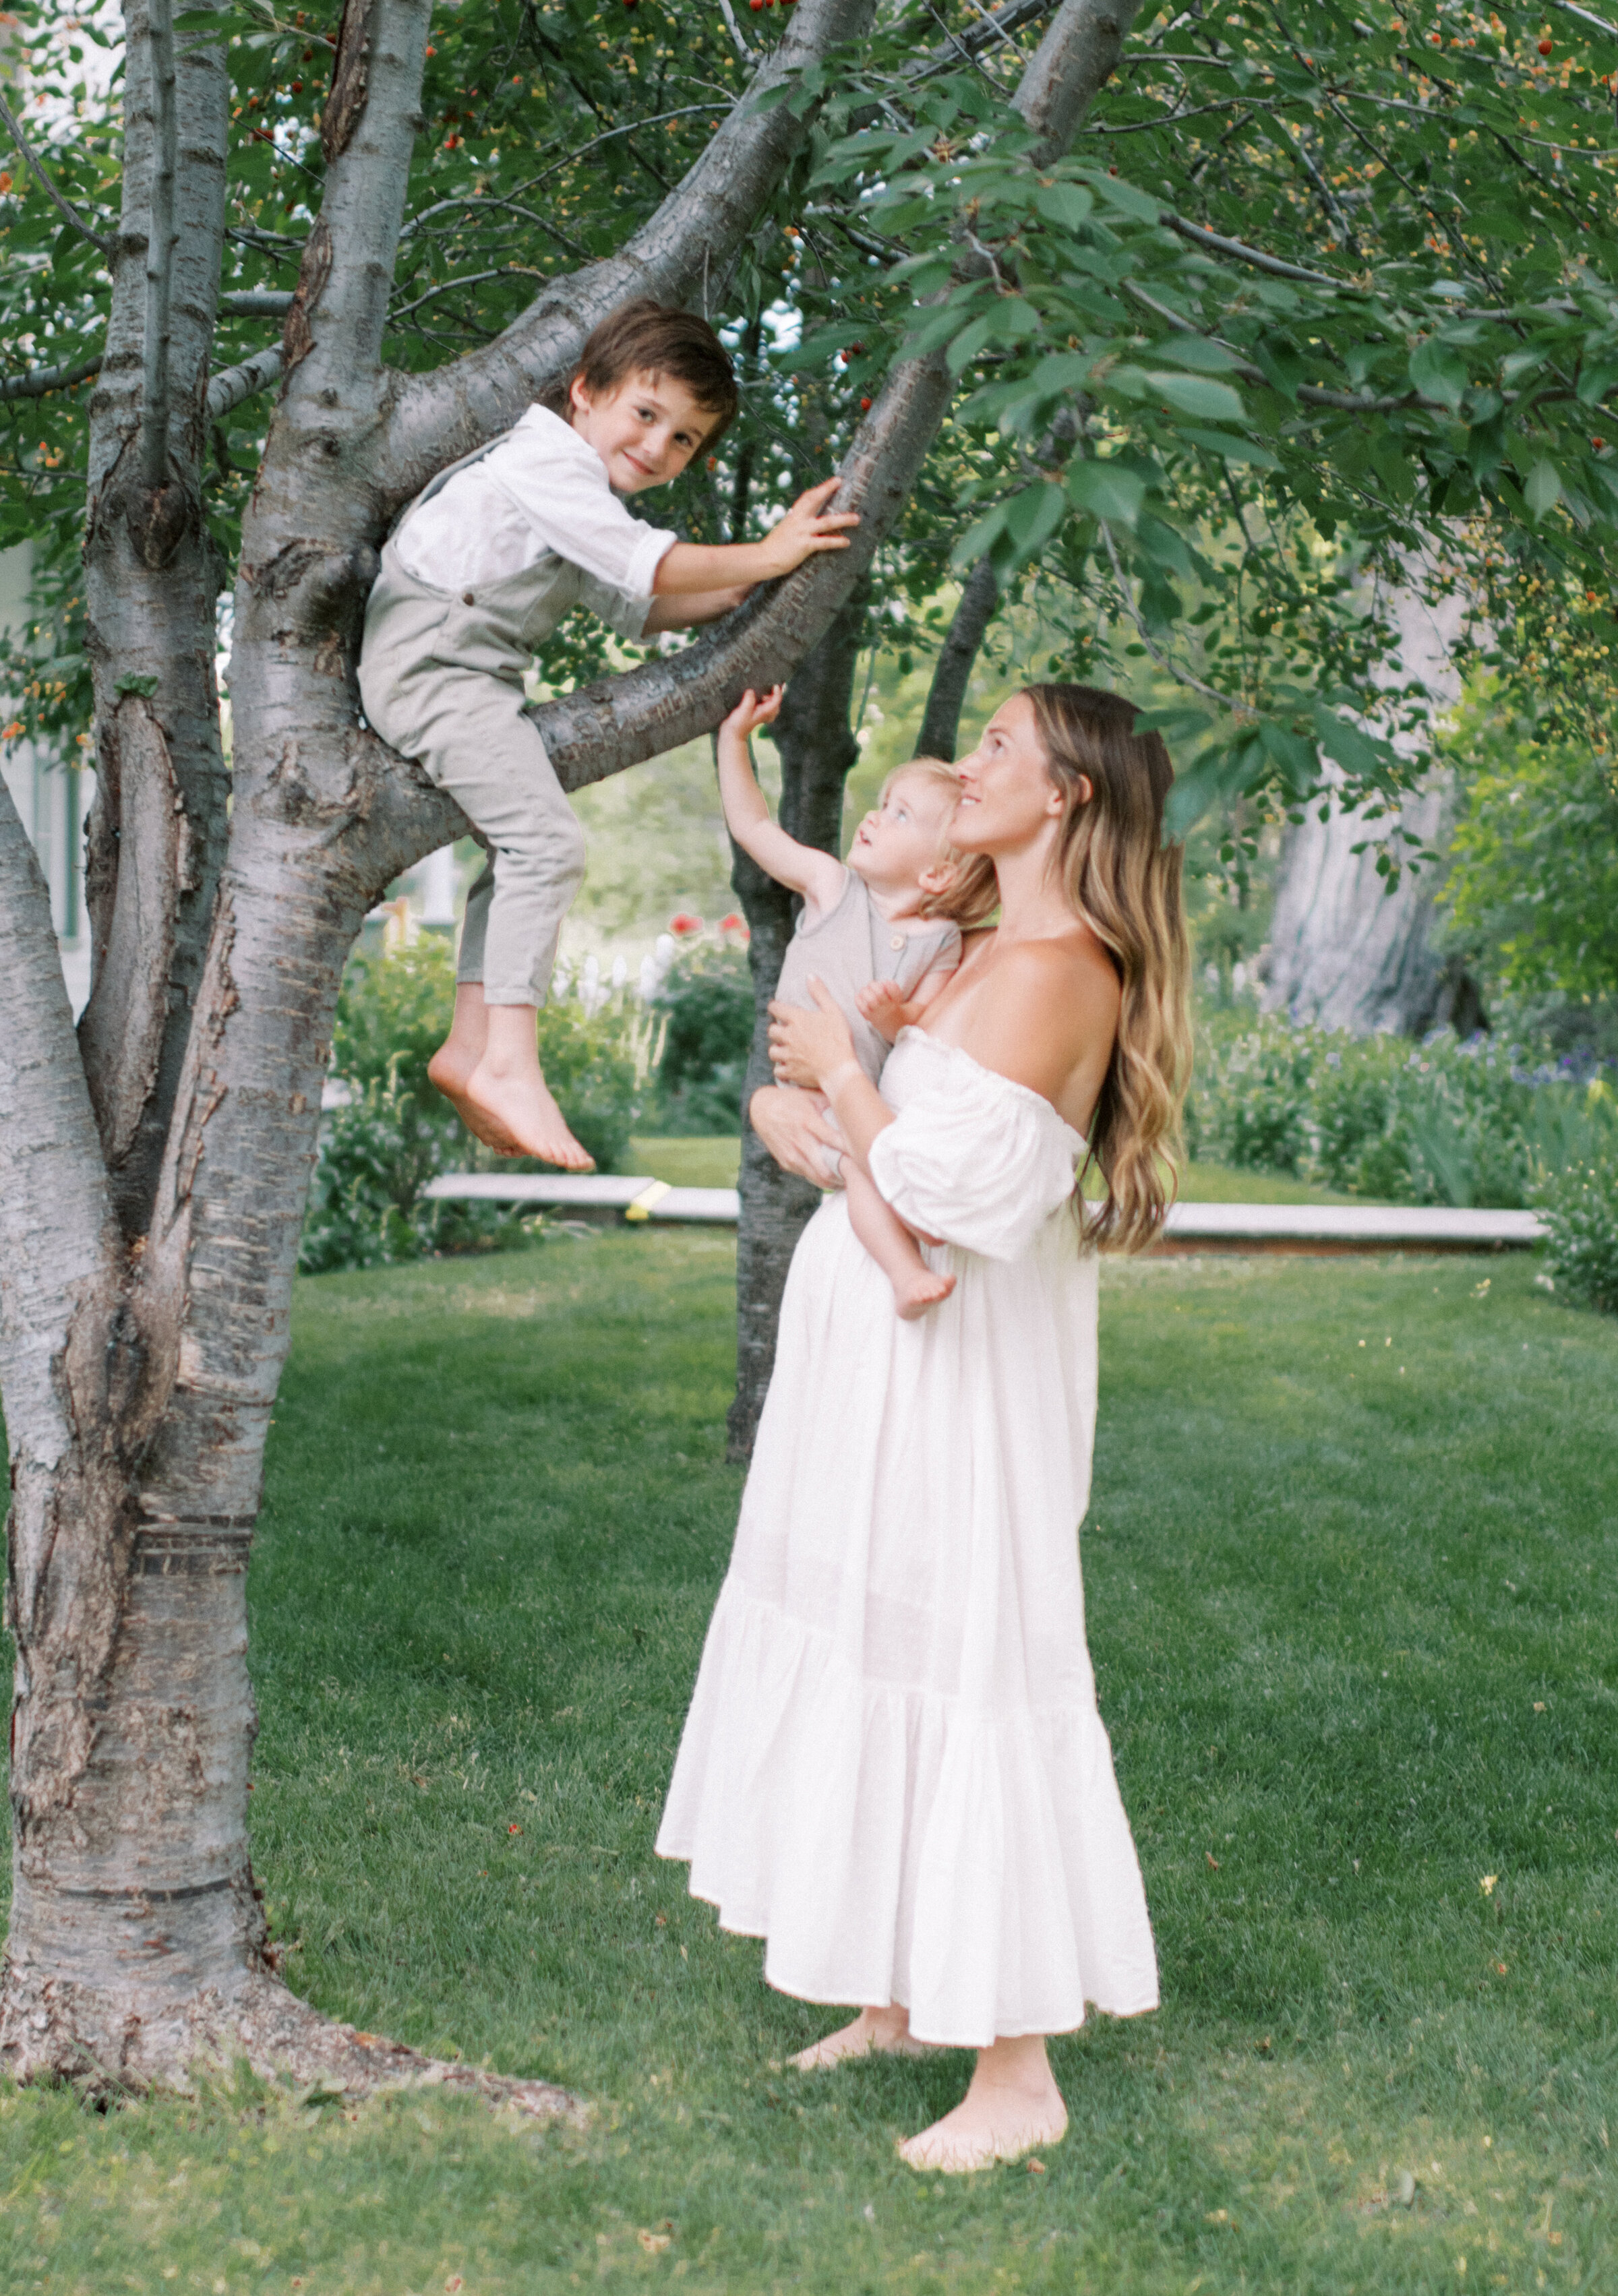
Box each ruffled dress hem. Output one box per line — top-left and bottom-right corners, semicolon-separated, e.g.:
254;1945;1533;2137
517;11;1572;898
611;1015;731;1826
655;1580;1160;2050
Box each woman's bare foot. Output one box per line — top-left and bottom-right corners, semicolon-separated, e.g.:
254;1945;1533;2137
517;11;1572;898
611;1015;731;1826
898;2034;1067;2174
464;1058;593;1169
893;1267;957;1322
427;1041;520;1153
789;2005;937;2072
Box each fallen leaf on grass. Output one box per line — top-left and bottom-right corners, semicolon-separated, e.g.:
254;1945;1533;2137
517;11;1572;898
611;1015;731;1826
638;2229;671;2254
1206;1853;1220;1870
1480;1875;1497;1896
1027;2157;1046;2174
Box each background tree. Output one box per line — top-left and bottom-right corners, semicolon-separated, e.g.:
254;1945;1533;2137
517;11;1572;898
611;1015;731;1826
3;0;1617;2101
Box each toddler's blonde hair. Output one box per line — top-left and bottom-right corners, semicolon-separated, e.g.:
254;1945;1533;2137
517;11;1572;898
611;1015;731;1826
876;758;998;930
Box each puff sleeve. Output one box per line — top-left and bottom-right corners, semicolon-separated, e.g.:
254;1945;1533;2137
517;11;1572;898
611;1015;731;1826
866;1060;1080;1262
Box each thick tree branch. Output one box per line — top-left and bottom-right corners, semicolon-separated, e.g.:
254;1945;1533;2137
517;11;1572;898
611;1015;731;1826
918;557;999;760
0;351;104;402
136;0;179;490
0;86;113;254
0;777;119;1461
205;343;284;421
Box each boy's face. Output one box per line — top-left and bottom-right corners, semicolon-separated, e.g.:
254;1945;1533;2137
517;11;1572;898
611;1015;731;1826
847;773;957;897
568;367;713;494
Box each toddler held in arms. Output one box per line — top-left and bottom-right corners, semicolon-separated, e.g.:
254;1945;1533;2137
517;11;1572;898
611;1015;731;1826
717;686;994;1319
358;300;858;1171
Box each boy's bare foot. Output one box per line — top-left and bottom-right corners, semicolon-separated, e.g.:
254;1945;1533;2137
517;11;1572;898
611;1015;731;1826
427;1042;521;1153
894;1268;957;1321
789;2007;937;2072
897;2040;1067;2174
463;1059;595;1170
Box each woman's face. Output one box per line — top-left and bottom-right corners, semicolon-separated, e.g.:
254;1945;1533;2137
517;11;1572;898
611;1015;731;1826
952;692;1071;856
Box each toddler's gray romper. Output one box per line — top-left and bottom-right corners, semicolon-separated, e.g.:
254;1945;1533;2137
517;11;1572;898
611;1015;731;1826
777;866;962;1087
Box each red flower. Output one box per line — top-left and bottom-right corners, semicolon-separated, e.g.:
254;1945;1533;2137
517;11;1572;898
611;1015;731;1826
669;911;704;936
717;912;750;940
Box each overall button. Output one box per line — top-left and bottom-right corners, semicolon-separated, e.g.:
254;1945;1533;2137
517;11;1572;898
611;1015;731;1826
462;591;476;605
890;934;905;951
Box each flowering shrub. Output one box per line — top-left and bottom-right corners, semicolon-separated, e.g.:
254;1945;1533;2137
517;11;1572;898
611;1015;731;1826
299;938;642;1274
1187;1010;1613;1211
649;936;755;1135
1532;1145;1618;1314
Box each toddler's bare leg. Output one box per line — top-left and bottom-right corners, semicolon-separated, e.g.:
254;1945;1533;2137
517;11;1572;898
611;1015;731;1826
465;1004;593;1169
427;983;521;1153
844;1159;955;1321
789;2005;938;2072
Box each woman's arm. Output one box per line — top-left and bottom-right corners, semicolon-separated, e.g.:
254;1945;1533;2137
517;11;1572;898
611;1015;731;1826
767;979;895;1179
748;1085;850;1187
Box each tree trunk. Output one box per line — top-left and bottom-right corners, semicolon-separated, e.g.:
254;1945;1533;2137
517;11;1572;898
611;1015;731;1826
916;557;998;762
1261;576;1485;1035
727;588;868;1462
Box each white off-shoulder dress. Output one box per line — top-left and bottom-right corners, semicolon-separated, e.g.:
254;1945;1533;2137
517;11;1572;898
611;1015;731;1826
655;1029;1158;2047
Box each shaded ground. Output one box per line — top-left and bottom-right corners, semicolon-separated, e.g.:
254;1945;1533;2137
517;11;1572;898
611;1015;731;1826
0;1236;1612;2292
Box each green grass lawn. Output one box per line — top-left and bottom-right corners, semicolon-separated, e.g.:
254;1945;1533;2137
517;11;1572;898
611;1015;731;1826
630;1136;1369;1205
2;1238;1614;2293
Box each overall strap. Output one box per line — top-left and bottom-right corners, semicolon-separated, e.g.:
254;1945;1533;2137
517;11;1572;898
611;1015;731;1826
386;425;518;541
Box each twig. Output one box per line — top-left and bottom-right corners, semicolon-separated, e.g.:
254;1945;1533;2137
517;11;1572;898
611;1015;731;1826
388;265;544;325
1549;0;1618;34
1160;210;1345;286
138;0;179;489
715;0;755;63
0;351;104;402
0;88;113;254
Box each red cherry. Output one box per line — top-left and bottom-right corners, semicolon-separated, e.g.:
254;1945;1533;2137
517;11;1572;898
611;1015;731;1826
1538;34;1553;52
860;397;872;412
291;78;302;91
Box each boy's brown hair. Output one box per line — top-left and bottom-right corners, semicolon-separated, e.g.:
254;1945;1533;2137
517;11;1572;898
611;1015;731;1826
549;299;739;445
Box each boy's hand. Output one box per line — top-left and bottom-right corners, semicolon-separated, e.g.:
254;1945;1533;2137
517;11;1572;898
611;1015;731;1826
721;685;784;741
856;978;913;1044
758;479;860;580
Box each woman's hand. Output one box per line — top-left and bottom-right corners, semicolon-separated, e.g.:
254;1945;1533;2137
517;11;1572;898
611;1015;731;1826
749;1086;847;1187
768;978;856;1090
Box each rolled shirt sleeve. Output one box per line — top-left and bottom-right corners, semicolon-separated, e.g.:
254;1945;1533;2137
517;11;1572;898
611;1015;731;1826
867;1062;1081;1262
574;568;656;644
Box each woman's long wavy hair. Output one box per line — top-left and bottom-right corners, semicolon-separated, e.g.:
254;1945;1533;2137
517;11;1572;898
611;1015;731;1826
1024;684;1193;1252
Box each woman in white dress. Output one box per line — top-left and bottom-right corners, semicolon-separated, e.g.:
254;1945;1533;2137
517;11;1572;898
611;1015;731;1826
656;683;1192;2171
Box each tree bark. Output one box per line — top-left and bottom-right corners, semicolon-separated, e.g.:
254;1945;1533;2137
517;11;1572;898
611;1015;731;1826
916;557;999;761
727;588;869;1462
1261;578;1485;1035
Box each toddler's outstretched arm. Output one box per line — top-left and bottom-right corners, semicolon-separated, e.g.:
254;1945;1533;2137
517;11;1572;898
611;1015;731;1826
717;688;846;911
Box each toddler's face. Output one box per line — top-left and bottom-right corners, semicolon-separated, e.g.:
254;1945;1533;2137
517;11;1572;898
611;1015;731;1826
568;368;712;493
847;773;957;895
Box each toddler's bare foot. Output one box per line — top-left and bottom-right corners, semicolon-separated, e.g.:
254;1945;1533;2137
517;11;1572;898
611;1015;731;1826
789;2007;936;2072
427;1042;520;1153
894;1267;956;1322
463;1060;594;1170
898;2054;1067;2175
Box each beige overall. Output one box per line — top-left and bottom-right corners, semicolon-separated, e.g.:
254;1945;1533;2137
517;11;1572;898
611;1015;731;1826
358;442;648;1006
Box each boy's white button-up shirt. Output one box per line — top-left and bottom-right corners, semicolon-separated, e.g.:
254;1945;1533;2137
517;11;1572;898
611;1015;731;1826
394;403;678;639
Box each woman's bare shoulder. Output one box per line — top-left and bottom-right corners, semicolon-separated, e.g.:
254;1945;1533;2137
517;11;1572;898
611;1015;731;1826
951;935;1119;1104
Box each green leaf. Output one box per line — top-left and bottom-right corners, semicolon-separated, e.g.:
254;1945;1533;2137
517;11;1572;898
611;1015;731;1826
1409;336;1468;414
1259;721;1318;795
1525;460;1561;521
1143;371;1247;424
1170;427;1280;469
1064;460;1145;528
1310;701;1392;782
1003;480;1069;560
1147;336;1245;375
114;673;160;699
1033;183;1094;232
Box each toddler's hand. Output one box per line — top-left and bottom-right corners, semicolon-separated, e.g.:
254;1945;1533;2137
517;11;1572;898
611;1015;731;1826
759;477;860;579
721;685;784;740
856;978;911;1044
